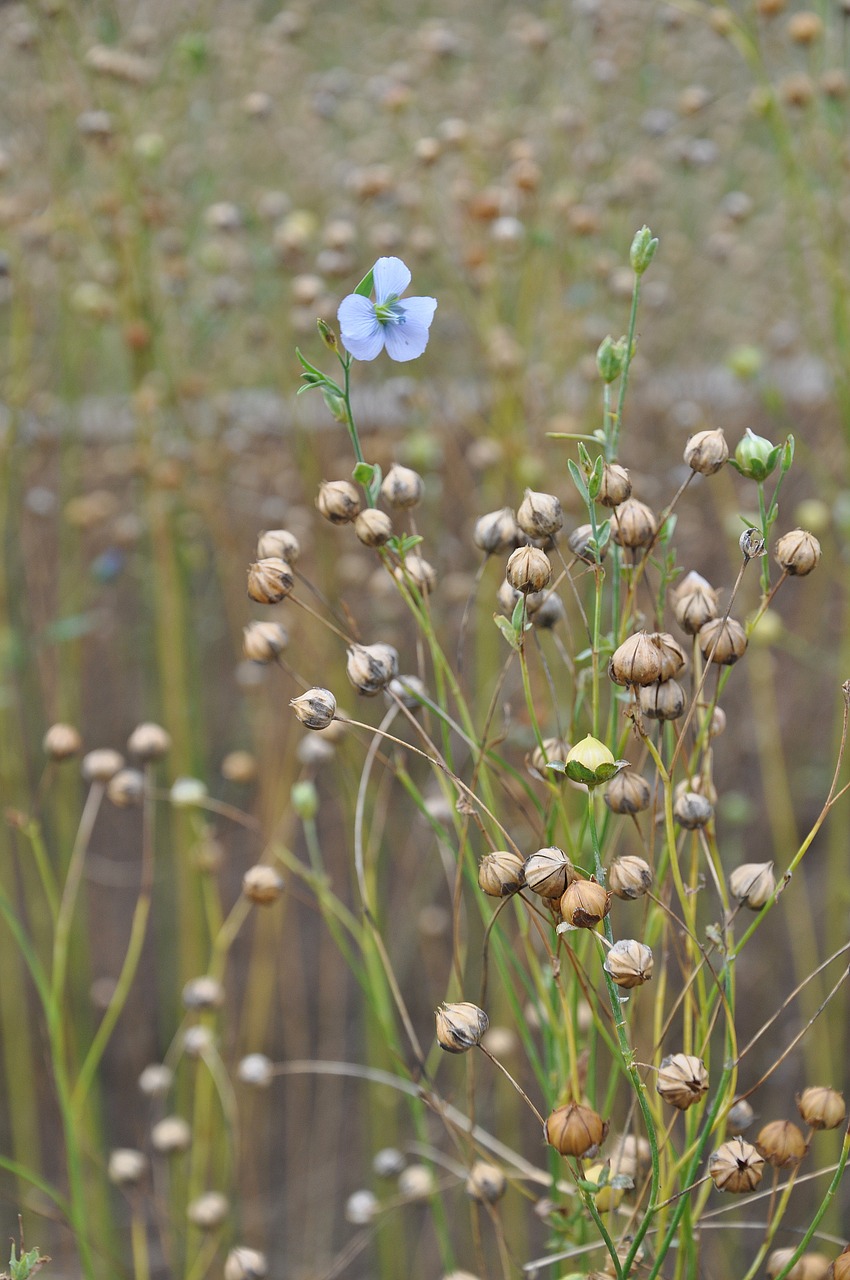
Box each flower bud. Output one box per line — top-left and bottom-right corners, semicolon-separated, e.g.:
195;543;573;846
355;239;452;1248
43;722;83;761
568;523;608;563
256;528;300;563
381;464;424;509
657;1053;708;1109
247;557;294;604
225;1247;268;1280
478;850;525;897
355;508;393;547
346;643;399;696
672;574;719;634
608;855;653;900
597;462;632;508
435;1001;489;1053
630;225;659;275
151;1116;192;1154
639;679;685;721
242;864;284;905
243;621;289;663
127;722;172;761
775;529;821;576
506;546;551;594
756;1119;808;1168
596;335;626;384
698;617;747;665
523;847;576;898
611;498;656;549
796;1086;846;1130
544;1102;607;1158
604;939;653;988
732;428;780;481
108;768;145;807
238;1054;274;1088
473;508;522;554
465;1161;506;1203
290;687;336;729
108;1148;147;1186
187;1191;229;1229
673;790;713;829
316;479;362;524
182;975;224;1011
609;632;664;687
394;554;437;594
560;877;611;928
605;771;651;815
729;861;775;909
684;429;729;476
517;489;563;539
564;735;623;787
82;748;125;782
708;1137;764;1193
727;1099;755;1134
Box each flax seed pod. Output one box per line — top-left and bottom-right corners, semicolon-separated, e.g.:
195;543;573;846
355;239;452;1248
529;737;570;775
684;429;729;475
639;679;685;721
257;528;300;563
775;529;821;576
465;1161;506;1203
108;1149;147;1187
597;463;631;508
346;643;398;695
247;557;294;604
672;573;719;635
544;1102;606;1158
568;523;608;562
108;768;144;807
768;1250;832;1280
560;877;611;928
290;687;336;729
699;616;747;665
605;771;651;815
82;748;125;782
151;1116;192;1154
394;554;437;594
478;851;525;897
517;488;562;539
225;1247;268;1280
237;1054;274;1088
355;508;393;547
608;855;653;900
604;939;653;988
43;722;83;761
381;464;423;509
523;847;576;898
435;1002;489;1053
673;790;713;829
611;498;656;549
243;621;288;662
609;1133;651;1180
797;1086;846;1130
474;507;522;554
756;1120;808;1168
654;633;687;681
242;865;284;904
729;861;775;909
828;1246;850;1280
727;1099;755;1134
316;480;361;524
127;722;171;761
188;1192;230;1229
506;545;551;594
708;1137;764;1193
609;631;664;687
657;1053;708;1109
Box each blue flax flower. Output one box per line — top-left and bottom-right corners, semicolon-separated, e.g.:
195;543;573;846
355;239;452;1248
337;257;437;362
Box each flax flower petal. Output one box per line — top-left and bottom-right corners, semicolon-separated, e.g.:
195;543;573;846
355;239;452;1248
337;293;385;360
373;256;412;302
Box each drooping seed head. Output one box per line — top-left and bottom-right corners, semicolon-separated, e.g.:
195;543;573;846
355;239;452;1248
657;1053;709;1109
708;1137;764;1193
435;1001;489;1053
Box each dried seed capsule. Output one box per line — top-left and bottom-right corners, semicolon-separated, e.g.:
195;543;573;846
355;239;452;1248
43;722;83;761
828;1245;850;1280
151;1116;192;1154
796;1086;846;1130
290;687;336;729
139;1063;173;1097
355;508;393;547
673;790;714;829
597;462;632;508
560;877;611;928
108;768;145;807
237;1054;274;1088
544;1102;606;1158
316;480;361;524
505;545;551;594
188;1191;230;1229
672;572;720;634
727;1099;755;1134
496;578;522;615
603;939;653;988
740;527;767;560
247;557;294;604
373;1147;405;1178
464;1161;506;1203
768;1248;832;1280
608;855;653;900
517;488;563;539
398;1164;435;1199
605;771;651;815
127;722;172;761
394;554;437;594
182;976;224;1011
108;1148;147;1186
346;643;399;696
243;621;289;662
756;1119;808;1167
523;847;576;898
529;590;565;628
386;675;427;709
568;523;608;562
775;529;821;576
242;865;284;904
381;464;424;509
657;1053;709;1109
478;850;525;897
473;507;522;554
435;1001;489;1053
609;1133;651;1179
729;861;775;909
684;429;729;475
639;679;685;721
655;633;687;681
256;528;300;563
221;751;256;784
708;1137;764;1193
82;748;125;782
224;1247;268;1280
611;498;656;549
345;1189;380;1225
529;737;571;775
609;631;664;687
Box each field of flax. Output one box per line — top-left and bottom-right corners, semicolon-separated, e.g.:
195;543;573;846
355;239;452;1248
2;1;850;1278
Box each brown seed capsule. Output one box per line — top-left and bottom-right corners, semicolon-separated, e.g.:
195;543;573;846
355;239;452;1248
655;633;688;682
506;545;551;594
699;616;748;665
127;722;172;761
529;737;571;775
568;523;608;562
108;1148;148;1186
729;861;775;909
435;1001;489;1053
768;1248;832;1280
796;1086;846;1130
108;768;145;807
672;573;720;635
224;1247;268;1280
517;488;563;539
597;463;632;508
639;679;685;721
256;528;300;563
605;771;651;815
529;590;565;629
473;507;522;554
346;643;399;696
243;621;289;663
611;498;656;549
604;939;653;988
609;1133;651;1180
182;975;225;1011
673;790;713;830
609;631;664;687
560;877;611;929
657;1053;709;1110
394;554;437;594
828;1245;850;1280
221;751;257;784
82;748;125;783
684;429;729;476
316;480;362;524
775;529;821;576
608;855;653;900
43;722;83;761
523;847;576;898
247;557;294;604
708;1137;764;1193
187;1191;230;1229
151;1116;192;1154
544;1102;606;1158
727;1099;755;1134
355;508;393;547
290;687;337;729
242;865;284;905
756;1119;808;1168
464;1160;506;1203
381;464;424;509
478;850;525;897
788;10;823;42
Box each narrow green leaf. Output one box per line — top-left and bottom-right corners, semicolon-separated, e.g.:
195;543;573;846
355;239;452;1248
568;459;590;504
494;614;522;651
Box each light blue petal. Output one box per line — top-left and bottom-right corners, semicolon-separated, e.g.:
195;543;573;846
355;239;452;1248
373;256;411;303
383;297;437;362
338;294;385;361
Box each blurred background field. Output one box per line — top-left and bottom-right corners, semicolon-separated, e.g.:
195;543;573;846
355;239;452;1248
2;0;850;1277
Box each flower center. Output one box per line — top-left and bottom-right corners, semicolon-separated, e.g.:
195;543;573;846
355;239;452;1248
374;297;404;326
